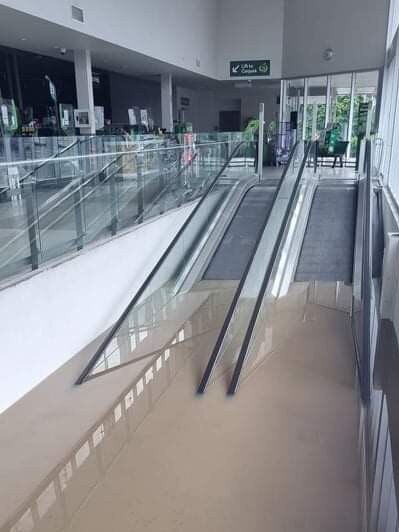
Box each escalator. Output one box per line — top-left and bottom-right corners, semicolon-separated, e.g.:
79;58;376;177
76;135;374;398
76;143;302;384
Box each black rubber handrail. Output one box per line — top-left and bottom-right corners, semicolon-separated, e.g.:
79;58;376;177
227;142;314;395
197;142;300;394
76;140;246;384
361;139;372;404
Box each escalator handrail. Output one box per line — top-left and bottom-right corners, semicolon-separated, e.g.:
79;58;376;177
227;141;314;395
76;140;247;384
197;142;300;394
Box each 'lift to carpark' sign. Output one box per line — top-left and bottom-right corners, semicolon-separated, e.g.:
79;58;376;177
230;60;271;77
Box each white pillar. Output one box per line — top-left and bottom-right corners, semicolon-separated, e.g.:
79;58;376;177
325;75;331;128
161;74;173;132
302;78;309;141
74;49;95;134
347;73;356;157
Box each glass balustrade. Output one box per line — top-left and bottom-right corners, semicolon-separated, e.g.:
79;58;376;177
0;133;255;284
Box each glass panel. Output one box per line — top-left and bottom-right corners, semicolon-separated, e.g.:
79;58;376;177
286;79;304;144
202;142;310;386
0;134;254;284
329;73;352;142
305;76;328;141
350;71;379;158
80;139;257;380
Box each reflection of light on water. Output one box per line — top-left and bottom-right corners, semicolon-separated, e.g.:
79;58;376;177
6;285;230;531
6;329;187;532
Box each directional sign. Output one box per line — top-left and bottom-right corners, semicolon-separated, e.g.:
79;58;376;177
230;60;271;77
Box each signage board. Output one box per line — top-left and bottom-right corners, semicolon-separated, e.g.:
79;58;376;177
180;96;190;107
74;109;91;128
230;60;270;77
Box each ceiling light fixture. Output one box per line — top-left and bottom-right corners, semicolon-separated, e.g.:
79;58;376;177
323;47;335;62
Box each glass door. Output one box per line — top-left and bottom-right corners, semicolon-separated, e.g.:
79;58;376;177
351;71;379;158
305;76;327;141
329;73;353;142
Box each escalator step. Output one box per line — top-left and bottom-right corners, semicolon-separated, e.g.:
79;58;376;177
203;186;275;281
295;186;357;283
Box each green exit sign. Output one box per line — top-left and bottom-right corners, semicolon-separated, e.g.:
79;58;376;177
230;60;271;77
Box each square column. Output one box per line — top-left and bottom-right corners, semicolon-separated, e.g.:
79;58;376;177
74;49;95;134
161;74;173;132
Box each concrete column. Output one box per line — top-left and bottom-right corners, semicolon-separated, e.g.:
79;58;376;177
74;49;95;134
161;74;173;132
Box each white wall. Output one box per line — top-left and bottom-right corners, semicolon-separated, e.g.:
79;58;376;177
0;0;219;78
239;86;280;127
109;73;162;125
216;0;284;80
175;86;242;131
0;204;194;414
283;0;389;78
175;84;280;131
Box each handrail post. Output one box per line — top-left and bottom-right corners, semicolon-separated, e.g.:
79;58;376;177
73;180;85;250
25;180;40;270
109;169;119;236
136;153;144;223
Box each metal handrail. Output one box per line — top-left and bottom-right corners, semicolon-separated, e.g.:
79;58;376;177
351;139;372;404
76;140;247;384
137;152;199;222
19;135;96;184
197;142;300;394
0;150;126;261
227;142;314;395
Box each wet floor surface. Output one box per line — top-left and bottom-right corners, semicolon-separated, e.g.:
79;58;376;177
0;282;361;532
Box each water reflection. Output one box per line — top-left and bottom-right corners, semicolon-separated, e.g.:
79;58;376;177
2;280;354;532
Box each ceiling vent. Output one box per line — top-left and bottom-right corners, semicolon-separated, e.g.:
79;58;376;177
71;5;85;22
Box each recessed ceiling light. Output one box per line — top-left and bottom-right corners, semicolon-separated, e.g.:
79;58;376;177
21;37;27;41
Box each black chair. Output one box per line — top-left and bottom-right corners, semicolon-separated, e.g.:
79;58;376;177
317;141;349;168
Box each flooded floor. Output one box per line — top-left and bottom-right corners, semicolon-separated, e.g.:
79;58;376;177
1;282;361;532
